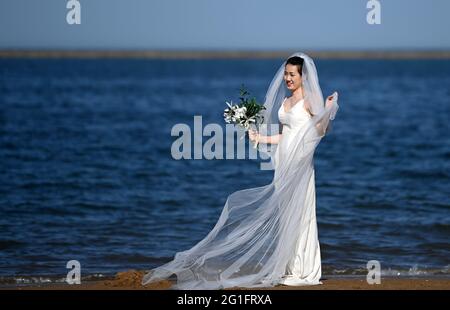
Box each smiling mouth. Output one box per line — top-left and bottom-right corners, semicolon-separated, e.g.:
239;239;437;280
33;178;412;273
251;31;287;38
287;82;293;86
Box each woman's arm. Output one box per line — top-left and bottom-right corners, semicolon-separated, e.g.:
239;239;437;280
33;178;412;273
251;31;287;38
249;130;282;145
314;93;339;135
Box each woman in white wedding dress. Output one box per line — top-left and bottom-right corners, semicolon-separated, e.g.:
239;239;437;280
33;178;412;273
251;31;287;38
142;52;339;290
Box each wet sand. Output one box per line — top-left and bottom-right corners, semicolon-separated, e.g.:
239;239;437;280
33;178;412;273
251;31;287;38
8;270;450;290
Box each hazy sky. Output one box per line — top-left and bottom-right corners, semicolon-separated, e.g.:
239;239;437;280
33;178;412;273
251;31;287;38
0;0;449;50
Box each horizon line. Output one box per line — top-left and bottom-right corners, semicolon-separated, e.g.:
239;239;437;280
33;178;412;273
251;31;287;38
1;49;450;59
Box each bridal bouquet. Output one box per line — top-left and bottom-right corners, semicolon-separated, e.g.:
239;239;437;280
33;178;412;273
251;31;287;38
223;85;266;148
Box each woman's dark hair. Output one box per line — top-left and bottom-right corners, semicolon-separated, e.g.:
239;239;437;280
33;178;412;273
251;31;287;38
285;56;304;75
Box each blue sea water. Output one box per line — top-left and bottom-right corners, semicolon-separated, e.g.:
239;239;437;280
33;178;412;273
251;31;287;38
0;58;449;283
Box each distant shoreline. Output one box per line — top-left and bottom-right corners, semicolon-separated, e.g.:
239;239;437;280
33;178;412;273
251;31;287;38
1;50;450;59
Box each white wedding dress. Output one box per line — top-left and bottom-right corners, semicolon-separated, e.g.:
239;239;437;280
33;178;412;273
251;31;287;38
142;52;338;290
275;97;322;286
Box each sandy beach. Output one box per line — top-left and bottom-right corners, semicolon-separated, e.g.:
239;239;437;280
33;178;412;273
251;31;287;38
6;270;450;290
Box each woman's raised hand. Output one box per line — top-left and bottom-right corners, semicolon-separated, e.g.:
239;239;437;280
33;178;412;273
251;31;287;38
325;91;338;108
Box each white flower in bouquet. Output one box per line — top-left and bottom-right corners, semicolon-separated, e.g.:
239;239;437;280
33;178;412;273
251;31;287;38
223;85;266;148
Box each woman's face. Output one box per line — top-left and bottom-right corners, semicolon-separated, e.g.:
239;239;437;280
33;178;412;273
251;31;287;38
284;64;302;91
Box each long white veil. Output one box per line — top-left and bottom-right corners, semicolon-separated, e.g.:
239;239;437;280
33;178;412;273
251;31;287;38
142;52;339;289
258;52;337;165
